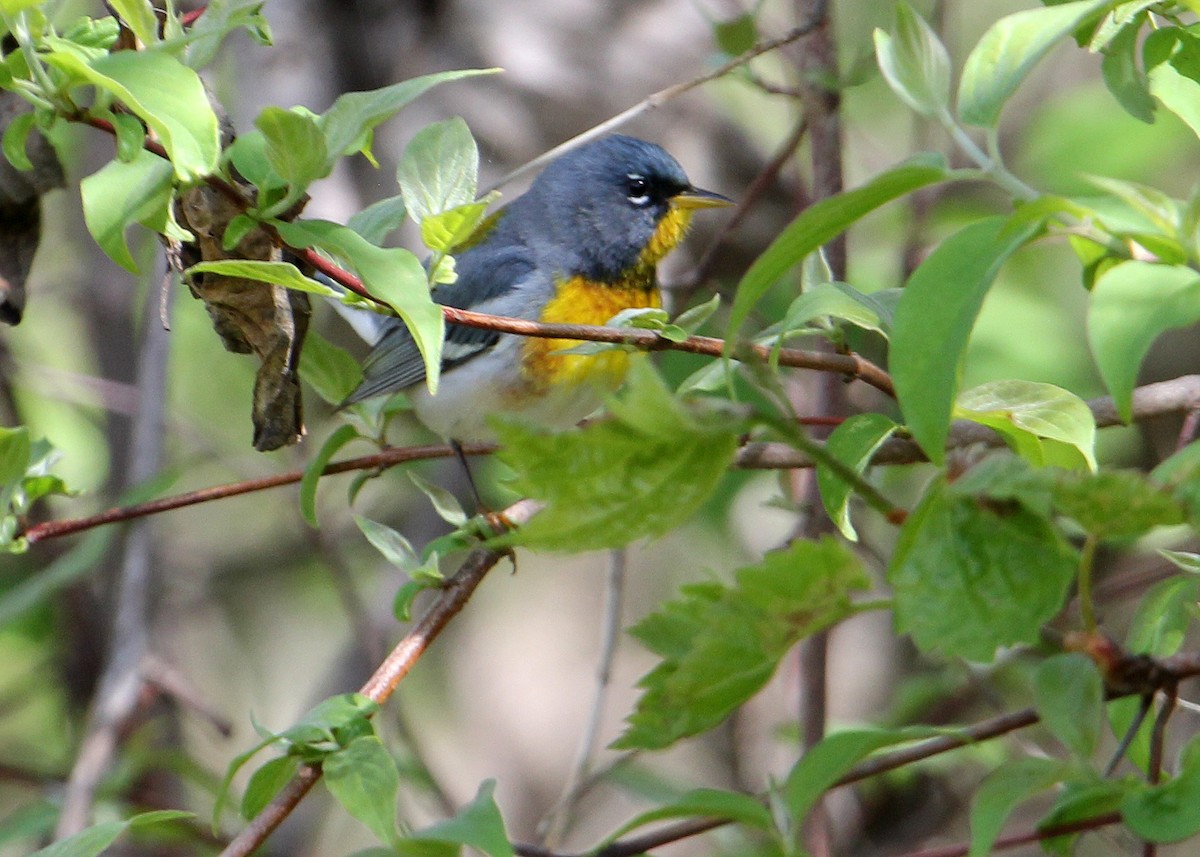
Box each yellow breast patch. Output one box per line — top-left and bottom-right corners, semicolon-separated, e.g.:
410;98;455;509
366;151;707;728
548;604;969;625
521;276;661;389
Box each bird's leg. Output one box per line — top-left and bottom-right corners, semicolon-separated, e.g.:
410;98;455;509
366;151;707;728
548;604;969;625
450;439;515;538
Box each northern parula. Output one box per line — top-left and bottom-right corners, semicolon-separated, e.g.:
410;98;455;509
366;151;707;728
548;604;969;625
344;134;732;442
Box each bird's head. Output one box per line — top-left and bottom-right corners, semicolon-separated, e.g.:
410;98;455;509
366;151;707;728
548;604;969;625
522;135;732;283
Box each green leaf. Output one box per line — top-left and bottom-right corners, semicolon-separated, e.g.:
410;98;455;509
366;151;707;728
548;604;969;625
783;727;936;827
108;0;160;45
672;294;721;334
24;812;180;857
778;282;889;341
276;694;379;761
298;330;362;405
891;217;1040;464
348;194;408;244
1088;261;1200;421
1034;654;1104;760
324;736;402;848
421;200;495;255
0;0;43;11
1100;15;1156;123
602;788;771;845
180;0;273;69
44;49;219;180
1122;734;1200;842
968;758;1070;857
274;218;444;392
714;13;757;56
80;148;174;272
1146;29;1200;141
408;471;468;526
1052;469;1184;539
728;155;946;340
186;260;338;296
1039;779;1134;857
616;537;867;750
255;106;329;206
873;2;952;117
354;516;421;570
28;822;127;857
241;754;301;820
398;117;479;224
1;110;35;172
493;361;739;552
815;413;898;541
955;380;1097;471
1158;549;1200;575
109;111;147;163
1127;575;1200;656
957;0;1117;127
300;424;360;526
318;70;499;171
410;780;513;857
888;478;1078;661
0;426;30;488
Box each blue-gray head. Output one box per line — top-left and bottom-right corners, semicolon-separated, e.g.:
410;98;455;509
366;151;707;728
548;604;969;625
514;134;731;282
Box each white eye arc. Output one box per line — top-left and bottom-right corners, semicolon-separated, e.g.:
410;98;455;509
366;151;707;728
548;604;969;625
626;173;651;207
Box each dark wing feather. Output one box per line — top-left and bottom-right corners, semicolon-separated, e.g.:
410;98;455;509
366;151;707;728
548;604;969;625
342;245;536;405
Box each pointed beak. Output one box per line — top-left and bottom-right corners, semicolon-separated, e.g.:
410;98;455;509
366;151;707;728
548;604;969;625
671;186;735;211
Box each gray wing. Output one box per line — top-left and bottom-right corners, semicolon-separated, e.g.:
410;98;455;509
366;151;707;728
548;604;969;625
342;246;538;405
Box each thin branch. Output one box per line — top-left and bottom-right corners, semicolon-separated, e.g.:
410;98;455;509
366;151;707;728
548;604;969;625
888;811;1123;857
22;374;1200;546
672;113;809;303
538;548;628;846
437;306;897;397
480;1;829;193
218;499;543;857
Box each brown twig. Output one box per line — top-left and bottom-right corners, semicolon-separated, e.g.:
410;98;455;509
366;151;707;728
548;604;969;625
889;811;1123;857
217;499;542;857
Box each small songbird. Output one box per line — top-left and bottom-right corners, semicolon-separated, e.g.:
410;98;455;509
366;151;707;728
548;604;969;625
343;134;732;445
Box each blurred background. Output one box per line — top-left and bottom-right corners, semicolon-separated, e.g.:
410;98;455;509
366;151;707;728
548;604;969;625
1;0;1198;854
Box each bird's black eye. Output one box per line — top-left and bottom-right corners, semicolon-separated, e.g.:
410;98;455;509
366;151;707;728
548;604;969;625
626;174;651;207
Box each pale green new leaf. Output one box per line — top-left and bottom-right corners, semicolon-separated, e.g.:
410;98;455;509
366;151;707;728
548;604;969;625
398;117;479;224
80;148;174;272
873;2;951;116
108;0;160;45
44;49;219;180
274;219;444;391
816;412;898;541
255;106;329;194
1088;261;1200;421
318;69;499;169
958;0;1117;127
955;379;1097;471
186;261;338;296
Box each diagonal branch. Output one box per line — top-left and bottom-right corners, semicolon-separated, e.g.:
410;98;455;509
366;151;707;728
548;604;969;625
217;499;543;857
